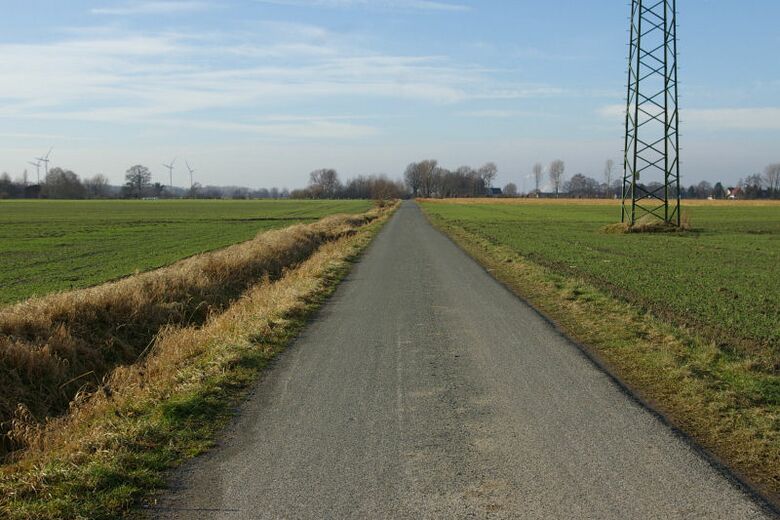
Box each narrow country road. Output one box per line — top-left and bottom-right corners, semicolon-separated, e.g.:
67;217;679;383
152;201;772;519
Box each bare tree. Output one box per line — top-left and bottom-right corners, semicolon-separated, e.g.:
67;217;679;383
124;165;152;199
565;174;600;198
84;174;110;198
478;162;498;194
503;182;518;197
764;163;780;197
548;159;565;198
455;165;483;197
603;159;615;197
339;174;406;200
739;174;765;199
189;182;202;198
43;168;86;199
406;160;438;198
309;168;341;199
404;162;423;197
697;180;714;199
532;163;543;194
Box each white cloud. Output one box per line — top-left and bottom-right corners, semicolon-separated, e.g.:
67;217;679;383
0;132;94;141
92;1;213;15
457;109;558;119
175;119;379;139
598;104;626;119
0;25;563;127
682;108;780;131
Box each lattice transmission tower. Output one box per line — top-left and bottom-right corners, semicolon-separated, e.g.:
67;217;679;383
622;0;681;226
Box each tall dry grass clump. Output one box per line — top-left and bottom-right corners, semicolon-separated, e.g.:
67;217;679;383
0;211;376;455
602;213;692;234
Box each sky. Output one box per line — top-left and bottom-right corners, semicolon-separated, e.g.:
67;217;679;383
0;0;778;190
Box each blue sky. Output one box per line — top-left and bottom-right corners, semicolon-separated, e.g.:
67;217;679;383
1;0;778;189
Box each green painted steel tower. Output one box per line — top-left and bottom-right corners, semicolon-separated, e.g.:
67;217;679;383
623;0;681;226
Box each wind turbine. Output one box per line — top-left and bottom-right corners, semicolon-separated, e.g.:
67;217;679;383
185;160;196;190
28;159;42;184
162;158;176;189
36;147;53;177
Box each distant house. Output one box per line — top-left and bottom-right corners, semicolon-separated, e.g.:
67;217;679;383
726;186;742;199
489;187;503;196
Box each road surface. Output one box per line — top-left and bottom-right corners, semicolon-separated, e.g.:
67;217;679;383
152;201;773;519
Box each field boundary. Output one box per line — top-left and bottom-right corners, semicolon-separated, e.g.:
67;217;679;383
419;197;780;207
0;199;373;306
422;206;780;514
0;209;381;455
0;202;397;519
0;217;326;303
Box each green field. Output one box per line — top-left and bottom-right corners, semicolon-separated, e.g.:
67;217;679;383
421;200;780;353
0;199;371;305
421;199;780;498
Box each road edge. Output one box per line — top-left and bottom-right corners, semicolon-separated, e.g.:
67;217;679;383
419;202;780;518
0;203;399;520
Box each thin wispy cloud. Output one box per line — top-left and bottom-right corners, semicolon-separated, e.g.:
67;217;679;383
457;109;558;119
92;1;214;15
253;0;469;12
0;23;560;133
599;105;780;131
682;108;780;131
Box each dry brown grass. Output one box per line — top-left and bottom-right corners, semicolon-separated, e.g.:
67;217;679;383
602;213;692;234
10;221;379;460
0;210;379;456
420;197;780;207
0;204;394;518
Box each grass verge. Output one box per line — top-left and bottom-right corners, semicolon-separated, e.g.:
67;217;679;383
0;203;395;519
423;209;780;511
0;211;377;454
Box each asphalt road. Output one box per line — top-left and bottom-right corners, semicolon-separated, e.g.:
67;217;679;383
152;201;772;519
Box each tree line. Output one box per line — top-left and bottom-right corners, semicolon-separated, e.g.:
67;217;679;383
2;161;778;200
0;165;291;200
402;160;500;198
523;160;780;200
290;169;406;200
0;168;111;199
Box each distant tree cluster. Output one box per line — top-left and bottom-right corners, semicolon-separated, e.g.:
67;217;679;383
530;160;780;200
564;173;602;198
0;168;111;199
290;169;405;200
503;183;518;196
0;171;39;198
0;164;291;200
402;160;498;198
683;166;779;199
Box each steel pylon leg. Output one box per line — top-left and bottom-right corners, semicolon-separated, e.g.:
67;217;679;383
623;0;681;226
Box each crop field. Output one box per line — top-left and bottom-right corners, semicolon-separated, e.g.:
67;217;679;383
422;198;780;498
421;199;780;353
0;199;371;305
